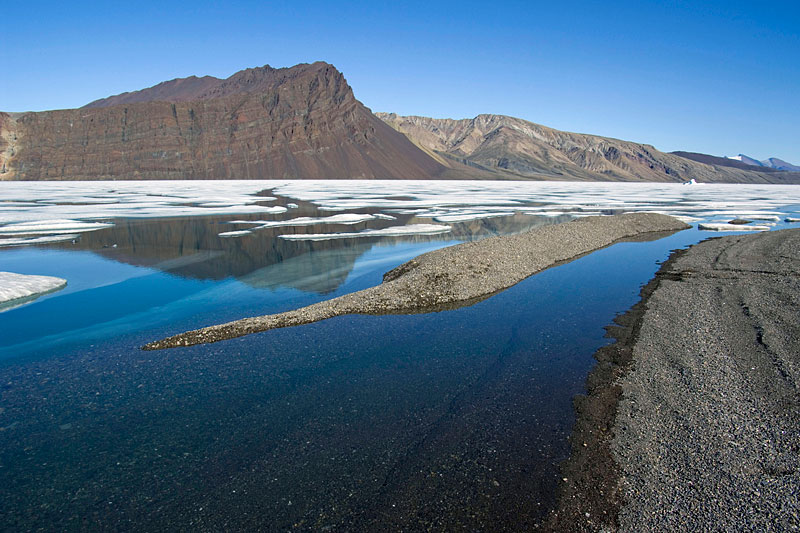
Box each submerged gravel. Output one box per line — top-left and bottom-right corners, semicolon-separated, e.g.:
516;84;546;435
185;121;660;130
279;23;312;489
143;213;689;350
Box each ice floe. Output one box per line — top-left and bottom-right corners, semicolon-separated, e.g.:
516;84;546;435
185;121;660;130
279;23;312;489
0;271;67;307
2;180;799;240
0;234;80;247
698;223;771;232
218;230;253;238
278;224;452;241
226;214;381;232
0;219;114;235
787;217;800;223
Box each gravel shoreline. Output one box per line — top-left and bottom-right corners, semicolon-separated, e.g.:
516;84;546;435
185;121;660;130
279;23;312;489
549;228;800;531
143;213;689;350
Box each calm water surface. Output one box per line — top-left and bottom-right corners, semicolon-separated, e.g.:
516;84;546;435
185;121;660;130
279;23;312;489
1;182;799;530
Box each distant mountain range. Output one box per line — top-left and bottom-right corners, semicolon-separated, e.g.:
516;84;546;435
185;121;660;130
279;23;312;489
726;154;800;171
377;114;800;184
1;62;798;183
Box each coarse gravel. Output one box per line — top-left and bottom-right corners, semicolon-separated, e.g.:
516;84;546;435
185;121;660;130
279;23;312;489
613;228;800;531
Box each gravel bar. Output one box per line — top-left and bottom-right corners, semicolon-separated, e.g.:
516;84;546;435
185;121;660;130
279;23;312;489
143;213;689;350
612;228;800;531
551;228;800;532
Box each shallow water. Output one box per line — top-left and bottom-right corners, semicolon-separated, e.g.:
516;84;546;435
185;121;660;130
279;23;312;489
1;181;799;530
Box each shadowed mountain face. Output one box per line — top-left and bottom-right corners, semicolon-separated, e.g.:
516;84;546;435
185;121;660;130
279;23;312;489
0;63;445;181
377;113;800;184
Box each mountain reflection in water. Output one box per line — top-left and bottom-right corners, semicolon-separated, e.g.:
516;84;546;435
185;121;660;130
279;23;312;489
57;198;571;294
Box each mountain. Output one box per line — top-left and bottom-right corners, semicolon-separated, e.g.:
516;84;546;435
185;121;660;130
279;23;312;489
721;154;800;172
377;113;800;184
761;157;800;171
726;154;765;168
0;62;447;181
671;152;782;172
2;63;798;183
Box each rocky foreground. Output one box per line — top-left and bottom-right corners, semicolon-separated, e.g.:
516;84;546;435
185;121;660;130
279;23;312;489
143;212;689;349
550;228;800;531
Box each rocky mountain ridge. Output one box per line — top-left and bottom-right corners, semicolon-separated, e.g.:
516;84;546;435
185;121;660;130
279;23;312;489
0;62;446;181
2;62;798;183
376;113;800;184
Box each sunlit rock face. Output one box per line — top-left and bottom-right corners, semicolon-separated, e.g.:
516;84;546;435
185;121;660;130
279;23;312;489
0;63;445;181
376;113;800;184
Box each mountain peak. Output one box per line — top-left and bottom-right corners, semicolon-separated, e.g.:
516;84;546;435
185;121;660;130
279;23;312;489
83;61;338;109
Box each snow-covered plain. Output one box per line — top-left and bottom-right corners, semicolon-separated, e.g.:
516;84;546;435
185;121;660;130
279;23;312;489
0;271;67;308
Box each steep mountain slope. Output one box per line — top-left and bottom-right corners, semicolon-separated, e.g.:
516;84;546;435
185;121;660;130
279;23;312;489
377;113;800;184
1;62;446;181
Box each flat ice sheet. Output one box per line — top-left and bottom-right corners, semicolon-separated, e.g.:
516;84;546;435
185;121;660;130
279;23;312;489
0;271;67;305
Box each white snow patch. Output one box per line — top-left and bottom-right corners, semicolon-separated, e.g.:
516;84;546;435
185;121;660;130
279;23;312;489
0;271;67;305
373;213;397;220
287;203;299;209
278;224;452;241
698;223;770;232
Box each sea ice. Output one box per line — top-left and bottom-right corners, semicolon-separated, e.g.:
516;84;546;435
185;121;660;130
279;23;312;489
0;271;67;306
218;230;253;238
0;234;80;247
0;219;114;235
228;214;378;229
698;223;770;232
278;224;452;241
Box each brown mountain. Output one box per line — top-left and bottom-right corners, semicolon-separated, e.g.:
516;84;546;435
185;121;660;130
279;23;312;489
0;62;446;180
376;113;800;184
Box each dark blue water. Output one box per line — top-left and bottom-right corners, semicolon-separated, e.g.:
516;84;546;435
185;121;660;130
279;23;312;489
0;218;787;530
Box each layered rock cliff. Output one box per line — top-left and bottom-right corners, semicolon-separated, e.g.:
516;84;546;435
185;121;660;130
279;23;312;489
377;113;800;184
1;63;446;180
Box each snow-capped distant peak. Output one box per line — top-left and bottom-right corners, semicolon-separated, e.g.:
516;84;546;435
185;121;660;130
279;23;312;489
726;154;764;167
761;157;800;172
725;154;800;171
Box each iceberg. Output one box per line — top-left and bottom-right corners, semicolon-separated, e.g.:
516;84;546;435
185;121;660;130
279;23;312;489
0;271;67;310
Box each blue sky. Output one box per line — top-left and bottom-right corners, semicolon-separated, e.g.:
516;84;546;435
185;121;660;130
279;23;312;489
1;0;798;162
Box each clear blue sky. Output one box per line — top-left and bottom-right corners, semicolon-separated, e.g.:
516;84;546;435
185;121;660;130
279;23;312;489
2;0;798;163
